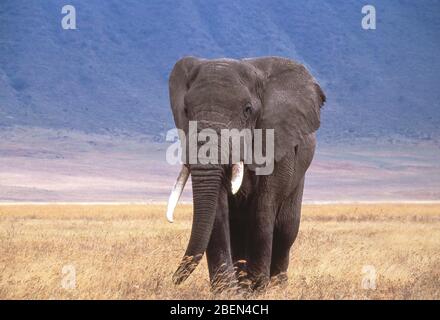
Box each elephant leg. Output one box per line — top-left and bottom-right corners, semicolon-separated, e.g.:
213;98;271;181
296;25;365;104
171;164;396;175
246;197;276;290
270;177;304;283
230;216;247;264
206;186;235;291
229;202;251;285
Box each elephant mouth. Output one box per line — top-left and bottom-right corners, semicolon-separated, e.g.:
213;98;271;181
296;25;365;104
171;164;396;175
166;161;244;223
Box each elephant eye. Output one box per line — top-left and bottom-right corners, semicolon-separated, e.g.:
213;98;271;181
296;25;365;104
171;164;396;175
243;103;253;118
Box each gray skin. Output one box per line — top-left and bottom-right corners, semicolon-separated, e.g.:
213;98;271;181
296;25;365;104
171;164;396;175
169;56;326;291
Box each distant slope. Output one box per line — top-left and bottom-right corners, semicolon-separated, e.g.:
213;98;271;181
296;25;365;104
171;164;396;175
1;0;440;141
1;127;439;202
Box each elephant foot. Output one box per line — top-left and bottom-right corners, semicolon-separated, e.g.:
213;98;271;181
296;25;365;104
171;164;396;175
209;267;239;295
270;272;288;288
236;262;271;292
211;274;238;294
252;275;270;292
232;260;253;293
234;260;248;282
208;261;255;297
246;270;270;292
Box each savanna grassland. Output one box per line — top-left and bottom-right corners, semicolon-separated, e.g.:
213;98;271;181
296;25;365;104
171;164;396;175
0;203;439;300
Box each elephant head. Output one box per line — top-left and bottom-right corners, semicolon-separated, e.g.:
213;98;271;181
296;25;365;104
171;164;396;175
167;56;325;284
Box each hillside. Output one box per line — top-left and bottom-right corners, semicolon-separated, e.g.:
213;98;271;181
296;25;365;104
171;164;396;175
1;1;440;202
1;0;439;142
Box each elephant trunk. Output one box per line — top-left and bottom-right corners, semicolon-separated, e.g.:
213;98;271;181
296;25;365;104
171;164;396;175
172;164;223;284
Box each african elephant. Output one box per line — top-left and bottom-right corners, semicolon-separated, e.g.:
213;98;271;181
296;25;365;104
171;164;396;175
166;56;325;290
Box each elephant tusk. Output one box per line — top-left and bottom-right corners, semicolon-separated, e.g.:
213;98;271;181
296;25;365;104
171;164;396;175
231;161;244;195
166;165;190;223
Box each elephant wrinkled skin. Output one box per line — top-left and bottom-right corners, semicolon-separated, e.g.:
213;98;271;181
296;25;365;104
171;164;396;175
166;56;326;291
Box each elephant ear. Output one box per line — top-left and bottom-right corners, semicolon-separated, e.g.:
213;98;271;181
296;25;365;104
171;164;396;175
169;56;202;134
245;57;326;162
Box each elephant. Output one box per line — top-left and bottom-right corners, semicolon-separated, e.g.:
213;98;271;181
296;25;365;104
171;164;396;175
165;56;326;291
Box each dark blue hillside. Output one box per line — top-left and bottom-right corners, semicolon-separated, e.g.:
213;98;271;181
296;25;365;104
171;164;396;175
1;0;439;141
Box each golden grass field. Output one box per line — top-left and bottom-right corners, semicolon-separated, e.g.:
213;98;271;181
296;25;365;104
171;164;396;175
0;203;439;300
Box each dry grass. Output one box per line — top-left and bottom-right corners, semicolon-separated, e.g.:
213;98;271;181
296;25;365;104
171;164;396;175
0;203;439;300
